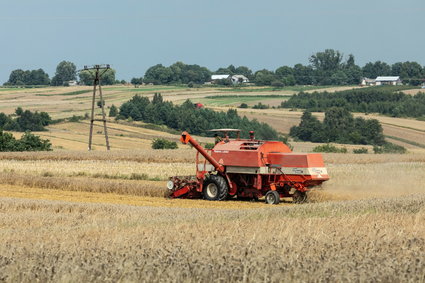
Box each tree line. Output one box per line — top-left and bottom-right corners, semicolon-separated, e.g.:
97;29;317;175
117;93;279;140
4;49;424;87
4;61;117;86
137;49;425;87
281;86;425;118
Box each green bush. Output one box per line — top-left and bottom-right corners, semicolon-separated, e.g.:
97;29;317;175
151;138;178;149
239;103;248;108
68;115;85;122
0;130;51;152
0;108;51;131
313;144;347;153
373;143;407;154
353;148;368;154
204;143;215;150
109;105;118;117
252;102;269;109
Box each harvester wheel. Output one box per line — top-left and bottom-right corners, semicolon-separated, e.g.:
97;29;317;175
265;190;280;205
293;190;307;203
203;175;228;201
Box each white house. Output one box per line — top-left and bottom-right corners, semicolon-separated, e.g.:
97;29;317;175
231;75;249;84
375;76;402;86
67;80;78;86
211;74;249;84
360;78;376;86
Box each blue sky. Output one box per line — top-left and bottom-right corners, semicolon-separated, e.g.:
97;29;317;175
0;0;424;82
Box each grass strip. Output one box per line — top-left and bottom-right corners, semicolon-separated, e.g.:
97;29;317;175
385;135;425;149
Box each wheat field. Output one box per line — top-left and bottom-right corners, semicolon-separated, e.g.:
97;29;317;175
1;195;424;282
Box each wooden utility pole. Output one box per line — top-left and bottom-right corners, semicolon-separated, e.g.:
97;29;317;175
84;64;111;151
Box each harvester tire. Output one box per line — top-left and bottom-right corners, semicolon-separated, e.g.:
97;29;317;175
203;175;228;201
293;190;307;203
265;190;280;205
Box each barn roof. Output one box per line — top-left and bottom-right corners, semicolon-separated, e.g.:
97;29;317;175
375;76;400;81
211;74;230;80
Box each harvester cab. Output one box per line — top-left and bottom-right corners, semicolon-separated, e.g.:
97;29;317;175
169;130;329;204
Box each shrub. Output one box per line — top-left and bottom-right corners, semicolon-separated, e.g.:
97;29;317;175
373;143;407;154
239;103;248;108
68;115;84;122
0;130;51;152
353;148;368;154
313;144;347;153
97;100;105;108
204;143;215;150
0;108;51;132
151;138;178;149
109;105;118;117
252;102;269;109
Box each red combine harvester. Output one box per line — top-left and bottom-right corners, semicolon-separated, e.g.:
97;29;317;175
168;129;329;204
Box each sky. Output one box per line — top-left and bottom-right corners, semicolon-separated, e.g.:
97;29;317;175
0;0;424;82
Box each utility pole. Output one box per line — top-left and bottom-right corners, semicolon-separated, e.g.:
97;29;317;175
83;64;111;151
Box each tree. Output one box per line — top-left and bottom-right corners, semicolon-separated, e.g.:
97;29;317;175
131;77;143;85
0;130;51;152
309;49;344;72
109;105;118;117
289;112;323;142
100;69;116;85
392;61;423;85
275;66;293;79
6;69;25;85
330;71;349;85
78;68;116;86
78;70;93;86
254;69;276;86
5;69;50;86
290;108;385;145
51;61;76;86
293;64;314;85
362;61;391;78
235;66;253;80
144;64;173;84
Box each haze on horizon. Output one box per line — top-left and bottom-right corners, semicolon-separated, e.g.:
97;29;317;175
0;0;424;82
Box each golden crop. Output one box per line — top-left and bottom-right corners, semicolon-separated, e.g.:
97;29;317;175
0;195;424;282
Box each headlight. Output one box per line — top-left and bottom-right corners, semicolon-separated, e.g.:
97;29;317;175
167;180;175;190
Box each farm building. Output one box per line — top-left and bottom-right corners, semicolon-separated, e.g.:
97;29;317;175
211;74;230;81
231;75;249;84
375;76;402;86
67;80;78;86
211;74;249;84
360;78;376;86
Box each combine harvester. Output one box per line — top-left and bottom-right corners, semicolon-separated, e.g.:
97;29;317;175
168;129;329;204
